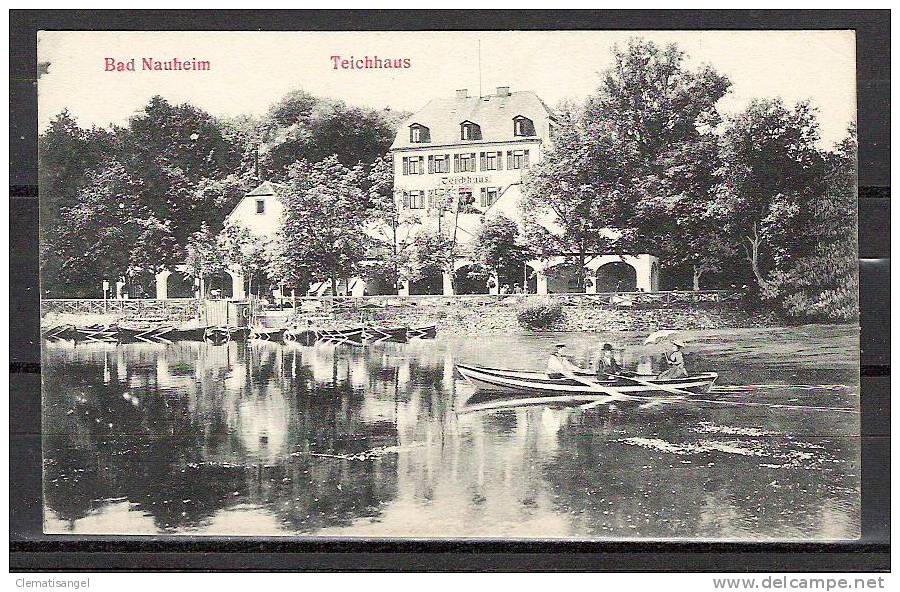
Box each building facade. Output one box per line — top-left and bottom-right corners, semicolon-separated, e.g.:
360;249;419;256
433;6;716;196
150;88;658;300
384;86;658;296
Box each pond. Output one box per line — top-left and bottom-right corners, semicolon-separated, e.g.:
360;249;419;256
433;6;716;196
41;325;860;540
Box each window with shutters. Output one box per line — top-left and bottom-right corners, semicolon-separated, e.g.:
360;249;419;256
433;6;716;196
508;149;530;170
458;189;473;206
430;154;450;174
480;151;500;171
460;121;481;141
479;187;500;208
513;116;535;137
408;190;426;209
405;156;424;175
457;152;476;172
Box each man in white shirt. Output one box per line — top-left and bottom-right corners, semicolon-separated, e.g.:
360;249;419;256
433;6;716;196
546;343;583;379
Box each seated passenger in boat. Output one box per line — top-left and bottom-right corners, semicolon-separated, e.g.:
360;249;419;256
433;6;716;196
595;343;623;379
658;340;688;379
546;343;584;379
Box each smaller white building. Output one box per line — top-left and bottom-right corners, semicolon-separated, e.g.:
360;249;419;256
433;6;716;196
223;181;285;240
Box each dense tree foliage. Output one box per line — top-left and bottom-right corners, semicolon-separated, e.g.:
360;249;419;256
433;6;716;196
521;38;857;321
363;155;418;293
473;215;531;288
278;157;369;295
39;91;398;297
256;90;406;178
762;127;858;321
520;104;626;269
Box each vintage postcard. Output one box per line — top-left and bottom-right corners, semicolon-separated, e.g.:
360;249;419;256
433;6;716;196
38;30;859;539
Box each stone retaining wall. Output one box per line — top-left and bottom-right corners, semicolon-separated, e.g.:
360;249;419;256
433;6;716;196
324;294;778;336
41;292;778;335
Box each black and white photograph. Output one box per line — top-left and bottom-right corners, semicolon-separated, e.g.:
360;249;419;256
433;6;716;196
35;29;861;540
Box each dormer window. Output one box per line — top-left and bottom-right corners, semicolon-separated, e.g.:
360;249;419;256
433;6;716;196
409;123;430;143
460;121;481;141
513;116;535;137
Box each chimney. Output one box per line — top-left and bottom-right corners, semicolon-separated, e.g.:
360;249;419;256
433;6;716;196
455;89;468;99
496;86;510;97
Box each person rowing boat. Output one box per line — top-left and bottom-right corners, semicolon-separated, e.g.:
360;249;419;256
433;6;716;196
595;342;623;379
546;343;587;379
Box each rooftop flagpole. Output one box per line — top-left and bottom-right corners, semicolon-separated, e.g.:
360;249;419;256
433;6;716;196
477;38;482;98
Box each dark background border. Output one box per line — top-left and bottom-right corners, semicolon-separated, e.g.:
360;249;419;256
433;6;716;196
10;9;890;572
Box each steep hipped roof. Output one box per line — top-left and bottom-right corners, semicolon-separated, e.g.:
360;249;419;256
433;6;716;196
391;90;554;150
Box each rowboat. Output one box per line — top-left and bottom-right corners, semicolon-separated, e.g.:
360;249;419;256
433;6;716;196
73;324;119;343
407;325;437;339
456;363;718;400
284;326;411;346
249;327;286;341
42;324;76;340
117;324;176;343
362;326;408;343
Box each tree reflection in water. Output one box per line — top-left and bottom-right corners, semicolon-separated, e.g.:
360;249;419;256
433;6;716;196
42;328;860;539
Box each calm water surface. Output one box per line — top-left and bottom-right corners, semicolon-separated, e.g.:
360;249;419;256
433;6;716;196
42;326;860;539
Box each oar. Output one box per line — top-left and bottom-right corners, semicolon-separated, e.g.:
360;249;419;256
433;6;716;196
610;373;694;397
558;367;630;409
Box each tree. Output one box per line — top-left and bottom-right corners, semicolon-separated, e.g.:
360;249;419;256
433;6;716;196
764;126;859;321
520;104;627;272
184;222;223;298
39;111;119;296
121;96;249;245
259;91;404;177
278;157;369;295
584;38;733;286
409;231;455;290
128;216;179;296
52;161;150;297
473;215;531;288
718;98;825;292
586;38;731;173
641;135;739;289
218;222;271;297
364;155;418;293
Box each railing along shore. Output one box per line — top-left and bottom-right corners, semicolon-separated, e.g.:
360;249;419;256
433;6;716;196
41;290;739;315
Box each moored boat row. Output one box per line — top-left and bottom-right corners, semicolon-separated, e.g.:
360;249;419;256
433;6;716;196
42;323;438;345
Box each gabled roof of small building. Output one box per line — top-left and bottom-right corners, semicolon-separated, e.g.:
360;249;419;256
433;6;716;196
244;180;284;197
391;90;555;150
224;180;287;222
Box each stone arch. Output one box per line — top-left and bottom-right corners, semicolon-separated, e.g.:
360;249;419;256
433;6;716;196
453;263;490;294
166;269;196;298
409;270;443;295
205;271;234;299
595;261;637;293
543;260;587;294
125;270;156;299
361;275;398;296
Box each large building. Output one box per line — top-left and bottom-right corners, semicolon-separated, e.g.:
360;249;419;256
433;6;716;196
384;86;658;296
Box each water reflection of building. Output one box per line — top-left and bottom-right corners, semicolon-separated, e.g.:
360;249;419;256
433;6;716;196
43;340;403;534
43;338;859;538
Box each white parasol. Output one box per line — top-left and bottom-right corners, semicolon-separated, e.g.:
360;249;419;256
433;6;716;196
643;329;679;345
